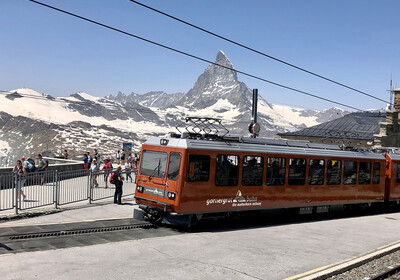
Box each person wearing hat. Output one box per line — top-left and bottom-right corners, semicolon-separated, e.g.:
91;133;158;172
91;158;100;187
21;157;34;173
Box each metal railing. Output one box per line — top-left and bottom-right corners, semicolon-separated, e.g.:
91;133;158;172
0;169;136;214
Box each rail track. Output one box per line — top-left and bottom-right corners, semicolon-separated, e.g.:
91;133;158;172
370;264;400;280
0;218;182;254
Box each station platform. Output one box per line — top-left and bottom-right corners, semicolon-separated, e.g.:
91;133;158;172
0;196;137;228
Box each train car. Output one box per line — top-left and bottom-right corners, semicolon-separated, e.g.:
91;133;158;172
134;133;387;226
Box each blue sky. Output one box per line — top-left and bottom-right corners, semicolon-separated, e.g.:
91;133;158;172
1;0;399;110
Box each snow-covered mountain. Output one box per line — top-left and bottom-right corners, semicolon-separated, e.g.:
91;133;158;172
0;51;348;167
109;51;347;136
108;91;185;109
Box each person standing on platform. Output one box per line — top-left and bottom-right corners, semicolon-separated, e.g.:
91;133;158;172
102;158;113;189
125;159;133;182
37;154;48;185
87;152;93;170
13;160;27;201
121;151;125;164
63;150;68;159
94;149;99;162
116;150;121;165
91;159;100;187
83;153;89;170
114;166;123;205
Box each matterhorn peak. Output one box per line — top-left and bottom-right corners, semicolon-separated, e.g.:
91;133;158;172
176;50;250;110
215;50;234;68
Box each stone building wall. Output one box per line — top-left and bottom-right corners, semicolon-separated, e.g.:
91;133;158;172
374;89;400;147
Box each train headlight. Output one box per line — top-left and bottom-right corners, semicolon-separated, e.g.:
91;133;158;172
137;185;144;193
167;192;176;200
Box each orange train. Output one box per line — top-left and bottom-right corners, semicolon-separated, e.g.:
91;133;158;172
133;135;400;226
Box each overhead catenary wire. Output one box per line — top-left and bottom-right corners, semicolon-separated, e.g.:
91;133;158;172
28;0;363;112
127;0;392;106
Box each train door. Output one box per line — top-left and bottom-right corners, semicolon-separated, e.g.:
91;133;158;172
165;152;182;196
384;154;391;201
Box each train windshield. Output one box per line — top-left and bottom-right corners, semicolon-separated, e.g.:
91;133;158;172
140;150;168;178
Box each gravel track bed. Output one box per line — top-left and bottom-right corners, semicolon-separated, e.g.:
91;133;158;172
326;249;400;280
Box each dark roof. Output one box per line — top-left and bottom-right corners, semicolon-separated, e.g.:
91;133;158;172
279;112;386;140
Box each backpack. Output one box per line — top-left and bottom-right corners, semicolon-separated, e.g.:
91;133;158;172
26;158;36;172
109;172;116;184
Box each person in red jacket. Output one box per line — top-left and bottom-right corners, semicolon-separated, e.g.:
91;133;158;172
102;158;113;189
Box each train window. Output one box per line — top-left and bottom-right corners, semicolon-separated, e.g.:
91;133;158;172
343;161;357;185
308;159;325;185
358;162;371;184
167;153;181;181
266;157;286;186
140;150;168;178
372;162;380;184
397;163;400;184
215;154;239;186
288;158;306;185
327;160;342;185
187;155;210;182
242;156;264;186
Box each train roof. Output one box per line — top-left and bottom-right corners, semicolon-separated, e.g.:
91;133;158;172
143;136;385;160
386;154;400;161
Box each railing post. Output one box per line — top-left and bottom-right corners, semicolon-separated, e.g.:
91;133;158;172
13;173;18;215
88;169;92;204
54;170;58;209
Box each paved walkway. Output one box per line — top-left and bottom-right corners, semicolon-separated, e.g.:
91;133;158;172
1;210;400;280
0;196;137;228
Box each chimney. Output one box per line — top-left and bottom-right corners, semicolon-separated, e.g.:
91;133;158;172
394;88;400;111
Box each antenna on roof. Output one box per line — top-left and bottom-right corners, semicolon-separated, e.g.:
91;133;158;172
248;89;261;138
388;74;394;110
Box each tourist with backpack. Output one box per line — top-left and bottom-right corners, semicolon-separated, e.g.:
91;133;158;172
21;157;36;173
13;159;27;201
113;166;123;205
